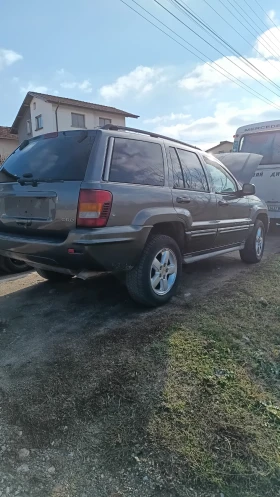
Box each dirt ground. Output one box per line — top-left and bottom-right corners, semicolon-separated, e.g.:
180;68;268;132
0;234;280;497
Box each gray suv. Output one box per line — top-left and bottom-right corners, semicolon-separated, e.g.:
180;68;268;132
0;125;268;306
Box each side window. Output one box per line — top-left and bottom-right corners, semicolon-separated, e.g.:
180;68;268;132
169;147;184;189
204;158;237;193
176;149;208;191
109;138;164;186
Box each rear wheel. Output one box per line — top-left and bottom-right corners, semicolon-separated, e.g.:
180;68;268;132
240;219;265;264
126;234;182;307
36;269;73;282
0;256;30;274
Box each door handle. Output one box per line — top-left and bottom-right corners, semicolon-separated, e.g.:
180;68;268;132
176;196;191;204
218;200;229;206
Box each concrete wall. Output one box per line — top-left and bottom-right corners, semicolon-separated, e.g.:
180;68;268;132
54;104;126;131
0;138;18;163
206;142;233;154
30;98;53;136
17;97;127;141
18;106;32;143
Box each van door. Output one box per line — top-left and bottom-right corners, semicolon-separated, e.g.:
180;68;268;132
169;147;217;254
252;166;280;218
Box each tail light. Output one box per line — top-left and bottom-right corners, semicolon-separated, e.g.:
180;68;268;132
77;189;112;228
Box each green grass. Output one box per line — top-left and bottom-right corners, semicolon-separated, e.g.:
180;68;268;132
148;257;280;496
3;257;280;497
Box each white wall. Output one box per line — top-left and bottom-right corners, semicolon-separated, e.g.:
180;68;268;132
0;138;18;163
53;104;126;131
30;98;54;136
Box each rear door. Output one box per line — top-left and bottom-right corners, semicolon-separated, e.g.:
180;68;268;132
0;131;96;239
169;147;217;254
203;156;250;247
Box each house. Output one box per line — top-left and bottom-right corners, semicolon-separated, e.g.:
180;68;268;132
0;126;18;164
206;141;233;154
11;92;139;143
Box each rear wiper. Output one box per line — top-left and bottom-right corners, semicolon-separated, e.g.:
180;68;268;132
17;178;65;186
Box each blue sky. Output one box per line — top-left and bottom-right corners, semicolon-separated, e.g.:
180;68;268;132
1;0;280;149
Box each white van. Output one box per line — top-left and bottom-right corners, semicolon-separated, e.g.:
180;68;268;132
232;120;280;227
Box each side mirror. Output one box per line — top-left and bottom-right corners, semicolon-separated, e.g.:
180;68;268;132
242;183;255;196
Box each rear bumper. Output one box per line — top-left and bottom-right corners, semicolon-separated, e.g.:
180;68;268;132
0;226;151;273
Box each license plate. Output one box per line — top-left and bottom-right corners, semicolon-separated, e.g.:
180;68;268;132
5;197;49;218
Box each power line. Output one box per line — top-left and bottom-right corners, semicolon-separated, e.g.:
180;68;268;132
223;0;280;58
253;0;280;35
118;0;280;112
155;0;280;100
242;0;280;45
217;0;280;61
201;0;280;77
167;0;280;94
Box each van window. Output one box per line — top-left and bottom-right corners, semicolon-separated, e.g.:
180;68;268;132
239;131;280;165
109;138;164;186
0;131;96;181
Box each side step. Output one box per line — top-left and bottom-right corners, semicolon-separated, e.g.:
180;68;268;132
183;245;244;264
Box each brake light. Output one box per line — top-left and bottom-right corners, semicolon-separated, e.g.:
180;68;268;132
77;189;112;228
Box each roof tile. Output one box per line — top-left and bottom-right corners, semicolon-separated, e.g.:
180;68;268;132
0;126;18;140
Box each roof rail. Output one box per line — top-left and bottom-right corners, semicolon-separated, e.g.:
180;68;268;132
101;124;201;150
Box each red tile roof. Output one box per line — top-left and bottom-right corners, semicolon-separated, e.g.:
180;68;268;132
11;92;139;133
0;126;18;140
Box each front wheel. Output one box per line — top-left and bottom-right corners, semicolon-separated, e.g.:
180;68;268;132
240;219;265;264
126;234;182;307
36;269;73;282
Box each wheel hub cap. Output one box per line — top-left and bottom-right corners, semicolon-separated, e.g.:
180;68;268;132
150;248;177;296
255;227;264;257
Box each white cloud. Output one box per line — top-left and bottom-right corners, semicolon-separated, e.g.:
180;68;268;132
267;10;279;26
20;83;48;94
56;68;65;76
255;26;280;58
0;48;22;70
60;79;92;93
151;99;280;151
99;65;166;100
179;55;280;92
143;113;191;124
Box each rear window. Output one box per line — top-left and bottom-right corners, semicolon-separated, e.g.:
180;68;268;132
1;130;96;181
109;138;165;186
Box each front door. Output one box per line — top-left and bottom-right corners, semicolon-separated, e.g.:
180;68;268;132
203;157;250;247
169;147;217;254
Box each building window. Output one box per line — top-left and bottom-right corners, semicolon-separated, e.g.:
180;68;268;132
71;113;85;128
99;117;112;127
27;120;31;135
33;102;36;110
35;115;43;130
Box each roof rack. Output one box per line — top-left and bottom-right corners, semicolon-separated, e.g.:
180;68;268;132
101;124;201;150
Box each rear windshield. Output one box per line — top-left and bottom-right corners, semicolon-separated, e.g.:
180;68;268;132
0;130;96;181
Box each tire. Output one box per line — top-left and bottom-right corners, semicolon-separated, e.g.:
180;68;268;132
36;269;73;282
240;219;265;264
126;234;182;307
0;256;30;274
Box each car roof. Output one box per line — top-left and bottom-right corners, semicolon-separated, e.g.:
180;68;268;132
99;125;201;151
